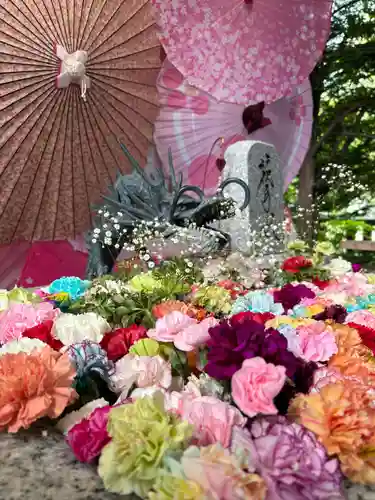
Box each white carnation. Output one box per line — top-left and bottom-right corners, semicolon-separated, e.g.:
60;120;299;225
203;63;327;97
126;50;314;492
0;337;47;356
52;312;111;346
328;258;352;277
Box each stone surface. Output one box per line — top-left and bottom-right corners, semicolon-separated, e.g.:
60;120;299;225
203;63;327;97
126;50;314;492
220;140;285;255
0;423;136;500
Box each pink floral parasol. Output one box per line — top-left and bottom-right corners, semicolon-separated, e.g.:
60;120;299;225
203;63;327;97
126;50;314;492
152;0;332;105
154;60;313;194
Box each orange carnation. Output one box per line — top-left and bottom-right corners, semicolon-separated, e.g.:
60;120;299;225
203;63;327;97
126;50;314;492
152;300;205;320
0;346;77;432
290;381;375;483
329;323;372;361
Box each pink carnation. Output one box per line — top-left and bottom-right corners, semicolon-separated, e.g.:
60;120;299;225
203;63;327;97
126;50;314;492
147;311;196;343
66;405;112;463
0;303;59;344
174;316;218;351
231;357;286;418
346;310;375;329
178;395;246;448
296;322;338;362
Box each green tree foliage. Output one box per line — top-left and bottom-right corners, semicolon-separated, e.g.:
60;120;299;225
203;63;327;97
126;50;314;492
293;0;375;225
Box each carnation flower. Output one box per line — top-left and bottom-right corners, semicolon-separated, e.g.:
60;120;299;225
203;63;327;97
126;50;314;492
57;398;108;433
282;256;313;274
111;354;172;398
231;418;343;499
52;312;111;345
98;394;192;497
346;310;375;329
129;338;160;356
328;258;352;277
128;272;161;293
216;280;247;299
231;357;286;417
147;311;196;343
273;283;316;313
0;302;59;344
66;341;114;387
231;291;283;316
295;322;338;362
48;276;90;301
192;285;232;314
347;322;375;354
330;323;372;361
205;318;299;379
66;405;112;463
22;320;64;351
313;304;347;323
0;346;76;432
0;287;40;312
290;381;375;484
174;316;218;352
152;300;201;319
148;472;204;500
181;444;267;500
100;324;147;361
0;337;46;356
177;395;246;448
231;311;275;326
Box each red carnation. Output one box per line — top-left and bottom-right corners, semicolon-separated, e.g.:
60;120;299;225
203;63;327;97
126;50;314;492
347;322;375;354
22;320;64;351
312;277;331;290
282;256;313;274
100;325;147;361
231;311;275;326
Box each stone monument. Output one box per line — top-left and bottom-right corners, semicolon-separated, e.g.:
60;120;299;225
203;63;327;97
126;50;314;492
219;140;285;257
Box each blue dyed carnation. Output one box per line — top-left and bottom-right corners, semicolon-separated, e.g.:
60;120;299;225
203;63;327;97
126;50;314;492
231;291;284;316
49;276;90;301
67;340;114;384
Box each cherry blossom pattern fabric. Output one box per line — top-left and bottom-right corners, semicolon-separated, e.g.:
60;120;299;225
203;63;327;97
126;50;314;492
154;60;313;193
152;0;332;105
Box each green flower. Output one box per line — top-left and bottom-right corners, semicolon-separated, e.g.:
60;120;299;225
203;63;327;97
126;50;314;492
287;240;308;253
148;473;204;500
128;272;161;294
0;287;40;312
98;394;192;497
192;285;232;314
314;241;335;256
130;338;160;356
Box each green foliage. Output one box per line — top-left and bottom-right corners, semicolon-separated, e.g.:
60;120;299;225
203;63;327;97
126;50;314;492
311;0;375;214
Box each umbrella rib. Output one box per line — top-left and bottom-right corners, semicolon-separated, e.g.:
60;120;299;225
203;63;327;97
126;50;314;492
1;21;56;64
72;92;92;237
68;89;76;237
52;0;71;52
83;93;118;182
0;73;54;89
1;90;60;241
51;89;72;239
88;44;160;66
0;75;55;97
5;1;57;55
90;75;157;125
88;24;157;64
77;0;105;50
0;50;55;69
0;79;56;125
26;93;66;242
88;85;149;166
83;1;122;54
76;94;102;229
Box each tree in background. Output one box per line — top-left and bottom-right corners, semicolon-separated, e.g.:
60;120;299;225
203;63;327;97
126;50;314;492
295;0;375;239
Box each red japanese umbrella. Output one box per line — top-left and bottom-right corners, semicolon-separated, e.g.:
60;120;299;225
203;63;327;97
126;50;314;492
0;0;160;245
152;0;332;104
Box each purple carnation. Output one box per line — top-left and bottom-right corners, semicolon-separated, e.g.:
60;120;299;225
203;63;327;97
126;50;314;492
232;417;344;500
313;305;347;324
273;284;316;312
205;318;300;380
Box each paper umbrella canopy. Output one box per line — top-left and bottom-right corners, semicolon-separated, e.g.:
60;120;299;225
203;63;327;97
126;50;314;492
0;0;161;245
154;60;313;194
152;0;332;105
